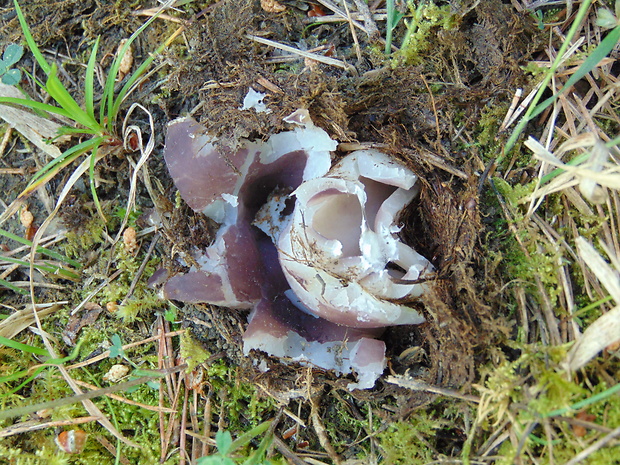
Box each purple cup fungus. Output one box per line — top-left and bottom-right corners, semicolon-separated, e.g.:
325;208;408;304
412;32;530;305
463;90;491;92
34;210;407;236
162;109;433;389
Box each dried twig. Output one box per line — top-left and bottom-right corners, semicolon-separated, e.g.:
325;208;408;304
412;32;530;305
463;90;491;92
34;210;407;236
0;415;99;439
246;35;349;70
386;375;480;403
352;0;379;39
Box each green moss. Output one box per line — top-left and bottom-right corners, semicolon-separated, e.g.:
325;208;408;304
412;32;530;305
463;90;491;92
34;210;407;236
492;177;536;207
63;221;107;258
474;345;620;464
0;443;72;465
205;361;277;429
115;290;164;322
476;105;508;150
180;332;211;372
64;206;165;322
393;2;457;66
376;409;446;464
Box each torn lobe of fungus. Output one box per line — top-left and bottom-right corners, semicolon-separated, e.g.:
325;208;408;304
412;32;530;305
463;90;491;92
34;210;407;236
163;110;432;389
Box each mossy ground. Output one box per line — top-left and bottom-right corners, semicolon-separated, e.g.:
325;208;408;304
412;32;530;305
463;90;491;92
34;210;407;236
0;0;619;464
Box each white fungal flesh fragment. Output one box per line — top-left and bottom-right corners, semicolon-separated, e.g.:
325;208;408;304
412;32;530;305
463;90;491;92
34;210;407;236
162;110;432;390
240;88;272;114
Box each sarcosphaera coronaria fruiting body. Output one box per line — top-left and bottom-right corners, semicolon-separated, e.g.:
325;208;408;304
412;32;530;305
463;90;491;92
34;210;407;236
162;108;432;389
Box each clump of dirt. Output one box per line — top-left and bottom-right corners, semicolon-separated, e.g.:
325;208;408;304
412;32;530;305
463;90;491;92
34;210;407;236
157;0;539;404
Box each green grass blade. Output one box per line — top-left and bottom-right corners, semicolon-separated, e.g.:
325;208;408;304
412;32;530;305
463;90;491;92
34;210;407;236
242;431;273;465
46;338;84;365
13;0;102;132
102;21;156;126
384;0;404;55
0;366;46;397
104;3;170;128
13;0;51;74
229;420;272;453
502;0;593;157
26;137;103;189
0;278;29;295
0;335;49;356
0;255;80;279
0;228;81;268
0;339;83;397
46;63;102;131
84;37;100;120
0;368;33;384
529;24;620;120
0;96;73;120
542;382;620;418
56;126;101;136
110;51;158;125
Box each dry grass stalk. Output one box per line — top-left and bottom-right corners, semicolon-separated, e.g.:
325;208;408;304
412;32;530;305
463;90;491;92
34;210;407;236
65;329;185;370
0;302;61;339
246;35;349;69
485;4;620;462
65;377;177;414
385;375;481;403
0;415;99;439
564;426;620;465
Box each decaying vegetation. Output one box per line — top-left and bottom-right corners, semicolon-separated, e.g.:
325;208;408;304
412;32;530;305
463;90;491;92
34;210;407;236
0;0;618;464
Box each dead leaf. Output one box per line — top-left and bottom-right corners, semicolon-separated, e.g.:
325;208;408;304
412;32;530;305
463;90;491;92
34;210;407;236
565;237;620;371
0;82;69;158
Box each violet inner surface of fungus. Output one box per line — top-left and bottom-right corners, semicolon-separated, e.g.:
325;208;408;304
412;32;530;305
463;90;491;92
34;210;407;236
162;109;432;389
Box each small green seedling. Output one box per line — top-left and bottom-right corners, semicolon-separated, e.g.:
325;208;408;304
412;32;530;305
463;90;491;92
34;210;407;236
385;0;405;54
0;43;23;85
197;421;275;465
108;334;163;391
109;334;126;359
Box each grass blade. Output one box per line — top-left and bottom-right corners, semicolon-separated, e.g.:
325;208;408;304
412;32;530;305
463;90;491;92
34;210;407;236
0;228;81;268
542;382;620;418
0;278;29;295
502;0;593;157
0;255;80;280
12;0;51;74
88;143;107;221
0;335;49;356
0;368;36;384
84;36;100;120
104;0;174;128
45;63;102;131
229;420;272;453
56;126;101;136
102;12;161;126
0;366;46;397
0;96;74;120
22;137;103;197
529;24;620;120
